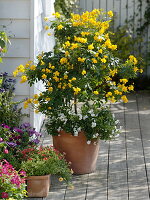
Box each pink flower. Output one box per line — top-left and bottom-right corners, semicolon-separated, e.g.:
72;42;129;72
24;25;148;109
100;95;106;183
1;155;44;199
3;149;9;154
1;192;9;198
0;138;3;142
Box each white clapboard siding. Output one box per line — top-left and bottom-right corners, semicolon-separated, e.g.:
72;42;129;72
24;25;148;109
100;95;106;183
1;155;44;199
79;0;150;75
0;0;30;19
0;19;30;39
0;58;29;74
4;39;30;58
0;0;55;132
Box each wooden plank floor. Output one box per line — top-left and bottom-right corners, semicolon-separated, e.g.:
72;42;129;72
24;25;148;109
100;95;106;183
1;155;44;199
28;91;150;200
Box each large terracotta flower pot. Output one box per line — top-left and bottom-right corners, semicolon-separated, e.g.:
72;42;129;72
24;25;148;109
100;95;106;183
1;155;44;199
26;174;50;197
53;131;100;174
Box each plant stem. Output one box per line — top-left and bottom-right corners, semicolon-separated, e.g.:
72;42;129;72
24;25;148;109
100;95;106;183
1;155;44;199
74;95;77;114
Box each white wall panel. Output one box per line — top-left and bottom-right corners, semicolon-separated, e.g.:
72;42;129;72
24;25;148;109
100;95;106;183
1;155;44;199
0;0;30;19
0;19;30;38
4;39;30;58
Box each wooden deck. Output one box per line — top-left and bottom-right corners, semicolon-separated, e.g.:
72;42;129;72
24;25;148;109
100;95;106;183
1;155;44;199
28;91;150;200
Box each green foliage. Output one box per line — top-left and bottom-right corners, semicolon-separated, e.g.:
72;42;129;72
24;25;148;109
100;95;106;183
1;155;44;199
0;74;26;127
20;146;72;184
0;31;9;63
54;0;79;18
46;104;120;141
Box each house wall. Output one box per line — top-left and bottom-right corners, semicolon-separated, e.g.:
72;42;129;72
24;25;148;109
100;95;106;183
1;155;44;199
0;0;55;131
79;0;150;76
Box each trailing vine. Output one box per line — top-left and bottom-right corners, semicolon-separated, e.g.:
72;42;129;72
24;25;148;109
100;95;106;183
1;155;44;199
54;0;79;18
0;31;9;63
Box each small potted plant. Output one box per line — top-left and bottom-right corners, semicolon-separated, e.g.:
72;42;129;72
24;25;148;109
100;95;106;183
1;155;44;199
13;9;143;174
0;159;27;200
20;146;72;197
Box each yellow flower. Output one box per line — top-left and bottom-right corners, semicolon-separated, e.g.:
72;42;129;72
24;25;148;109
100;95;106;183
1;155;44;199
82;70;86;75
65;51;70;56
48;106;52;110
81;32;90;36
35;109;39;113
46;98;51;101
129;55;138;65
94;53;99;57
133;67;138;72
64;74;68;79
88;43;94;50
107;10;113;18
111;45;117;50
106;92;112;97
60;57;68;64
57;24;64;30
42;74;47;79
53;71;60;76
98;49;103;54
42;69;45;72
30;65;36;70
13;70;19;77
70;43;78;50
48;87;53;92
114;90;120;95
65;41;71;47
33;94;39;99
121;85;128;92
59;177;64;182
44;17;49;21
78;57;86;62
109;69;117;77
46;68;51;73
71;77;76;81
128;85;134;91
17;64;25;72
47;33;52;36
139;69;143;73
101;58;107;63
45;25;49;30
93;91;99;95
120;79;128;84
121;95;128;103
53;76;59;82
47;81;51;86
33;100;39;104
73;87;81;95
24;101;29;109
92;58;98;63
41;60;45;65
20;75;27;83
53;12;61;18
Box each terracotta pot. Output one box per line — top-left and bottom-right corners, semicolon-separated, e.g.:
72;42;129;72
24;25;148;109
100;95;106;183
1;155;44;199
26;174;50;197
53;131;100;174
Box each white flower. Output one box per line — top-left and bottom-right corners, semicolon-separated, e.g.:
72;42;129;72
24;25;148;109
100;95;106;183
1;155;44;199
115;120;120;124
74;130;79;136
78;114;82;120
88;109;94;114
57;127;62;132
87;140;91;144
91;122;96;128
91;113;95;117
83;115;88;120
77;127;81;132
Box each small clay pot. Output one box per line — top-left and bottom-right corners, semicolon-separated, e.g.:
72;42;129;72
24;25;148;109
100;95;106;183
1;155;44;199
26;174;50;197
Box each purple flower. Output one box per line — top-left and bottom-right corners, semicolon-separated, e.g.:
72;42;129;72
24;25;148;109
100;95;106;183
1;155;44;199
32;138;40;144
7;142;17;147
20;123;31;129
13;127;23;134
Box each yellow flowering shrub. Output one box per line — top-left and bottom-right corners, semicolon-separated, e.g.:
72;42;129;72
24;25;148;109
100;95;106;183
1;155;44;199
13;9;142;140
